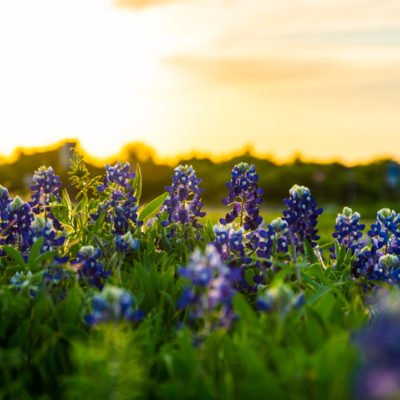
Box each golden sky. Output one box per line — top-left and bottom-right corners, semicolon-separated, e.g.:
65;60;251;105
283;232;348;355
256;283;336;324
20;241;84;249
0;0;399;163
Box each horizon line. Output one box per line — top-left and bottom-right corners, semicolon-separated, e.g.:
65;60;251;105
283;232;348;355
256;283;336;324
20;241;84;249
0;138;398;168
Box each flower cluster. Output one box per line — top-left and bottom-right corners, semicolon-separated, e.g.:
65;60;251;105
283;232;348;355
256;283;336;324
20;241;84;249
71;246;110;290
115;231;140;253
0;196;34;252
9;270;37;298
177;245;237;331
352;209;400;285
30;166;63;229
10;270;33;289
30;166;62;210
97;162;136;192
353;294;400;399
25;216;68;263
0;185;10;215
368;208;400;251
212;224;249;262
283;185;323;252
257;284;304;316
160;165;206;230
331;207;365;258
85;285;144;325
93;162;139;235
212;224;260;291
220;163;263;231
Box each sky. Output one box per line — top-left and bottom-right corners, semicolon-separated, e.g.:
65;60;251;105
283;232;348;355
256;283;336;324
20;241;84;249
0;0;399;164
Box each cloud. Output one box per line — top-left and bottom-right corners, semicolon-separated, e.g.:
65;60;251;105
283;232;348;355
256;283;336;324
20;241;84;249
164;55;337;85
115;0;188;9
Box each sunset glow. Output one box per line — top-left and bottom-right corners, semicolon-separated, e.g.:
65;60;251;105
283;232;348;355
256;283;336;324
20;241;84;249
0;0;399;164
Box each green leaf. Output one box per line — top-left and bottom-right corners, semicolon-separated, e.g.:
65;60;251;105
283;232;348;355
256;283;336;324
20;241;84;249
28;237;44;265
304;240;318;264
138;192;168;222
133;163;142;204
2;245;26;267
75;193;88;214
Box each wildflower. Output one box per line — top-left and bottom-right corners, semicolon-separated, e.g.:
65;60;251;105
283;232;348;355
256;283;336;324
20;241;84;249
368;208;400;251
0;196;34;252
331;207;365;258
160;165;206;231
283;184;323;252
0;185;10;217
177;245;237;330
220;163;263;231
30;166;63;229
71;245;110;290
97;161;135;192
85;285;144;325
115;231;140;253
26;216;67;262
353;293;400;399
30;166;62;211
92;162;140;234
257;284;304;315
10;270;33;288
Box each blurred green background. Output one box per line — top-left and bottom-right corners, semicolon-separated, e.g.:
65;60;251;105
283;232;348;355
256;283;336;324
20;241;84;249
1;140;398;237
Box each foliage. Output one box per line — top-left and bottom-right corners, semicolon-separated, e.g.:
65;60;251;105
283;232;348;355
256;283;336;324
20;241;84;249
0;152;399;399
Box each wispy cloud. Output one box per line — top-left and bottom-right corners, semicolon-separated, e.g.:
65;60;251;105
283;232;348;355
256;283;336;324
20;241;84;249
115;0;189;9
164;55;334;84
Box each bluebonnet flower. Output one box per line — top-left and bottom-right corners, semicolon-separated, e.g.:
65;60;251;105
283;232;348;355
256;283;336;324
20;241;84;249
97;161;136;192
43;266;75;300
255;218;290;274
353;293;400;399
353;209;400;286
30;166;63;229
92;161;140;234
177;245;237;331
0;185;10;217
331;207;365;258
10;270;33;288
257;284;304;316
71;245;110;290
212;224;258;291
10;270;37;297
220;163;263;231
115;231;140;253
283;185;323;252
368;208;400;251
24;216;68;263
0;196;34;252
160;164;206;231
212;224;248;262
85;285;144;325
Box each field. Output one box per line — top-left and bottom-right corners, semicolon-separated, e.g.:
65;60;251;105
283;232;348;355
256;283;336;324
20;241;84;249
0;156;399;400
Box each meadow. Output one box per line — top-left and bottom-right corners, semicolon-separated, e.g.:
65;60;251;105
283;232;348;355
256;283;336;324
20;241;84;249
0;154;399;400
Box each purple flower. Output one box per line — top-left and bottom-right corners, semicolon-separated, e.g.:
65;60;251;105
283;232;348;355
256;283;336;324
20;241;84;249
257;285;304;315
353;293;400;399
85;285;144;325
220;163;263;231
283;185;323;252
93;161;140;235
160;165;206;231
0;185;10;217
368;209;400;251
30;166;62;229
331;207;365;258
177;245;237;331
115;231;140;253
71;245;110;291
97;161;136;192
0;196;34;252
